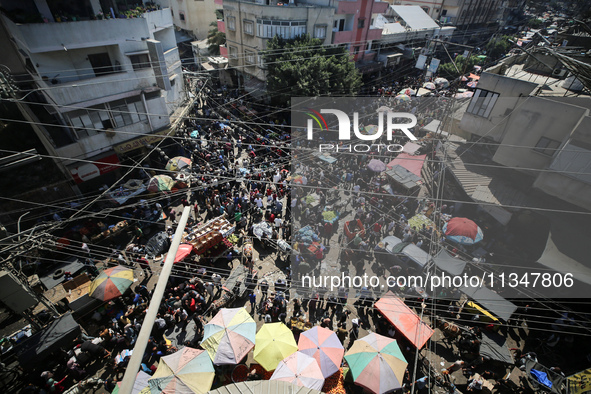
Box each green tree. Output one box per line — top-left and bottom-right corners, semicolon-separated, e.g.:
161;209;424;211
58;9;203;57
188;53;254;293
485;35;514;60
207;21;225;56
263;34;362;106
438;55;482;79
527;18;543;28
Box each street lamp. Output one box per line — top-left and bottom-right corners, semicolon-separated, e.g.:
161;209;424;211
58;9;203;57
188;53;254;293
17;211;31;241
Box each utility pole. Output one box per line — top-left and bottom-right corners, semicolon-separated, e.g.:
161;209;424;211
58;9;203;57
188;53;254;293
118;205;192;394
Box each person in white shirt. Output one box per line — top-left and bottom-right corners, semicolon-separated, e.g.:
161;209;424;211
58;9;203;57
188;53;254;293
274;217;283;228
255;197;263;208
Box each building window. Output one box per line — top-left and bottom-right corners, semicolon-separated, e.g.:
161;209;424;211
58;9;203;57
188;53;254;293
179;12;185;21
227;16;236;31
442;9;448;16
354;46;360;55
314;25;327;39
66;98;147;139
334;19;345;32
466;89;499;118
421;6;430;14
256;19;306;39
244;20;254;35
88;53;114;77
129;54;150;70
229;46;238;58
358;18;365;29
534;137;561;156
245;50;256;64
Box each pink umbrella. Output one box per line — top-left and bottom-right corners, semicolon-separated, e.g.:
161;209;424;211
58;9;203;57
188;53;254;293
298;326;344;378
467;81;478;88
270;351;325;390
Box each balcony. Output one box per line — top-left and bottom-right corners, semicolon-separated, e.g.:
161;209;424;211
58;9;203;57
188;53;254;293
218;20;226;33
333;30;354;45
337;2;359;14
367;28;383;41
2;9;172;54
42;68;156;107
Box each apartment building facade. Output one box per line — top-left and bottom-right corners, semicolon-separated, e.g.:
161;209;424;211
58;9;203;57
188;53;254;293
152;0;222;40
218;0;388;91
1;1;184;191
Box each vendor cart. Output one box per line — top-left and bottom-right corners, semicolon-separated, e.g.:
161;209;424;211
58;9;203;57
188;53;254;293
524;359;566;394
344;219;365;241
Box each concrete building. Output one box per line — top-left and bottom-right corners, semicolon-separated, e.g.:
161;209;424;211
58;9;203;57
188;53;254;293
152;0;222;40
1;1;185;192
386;0;502;27
457;57;591;210
218;0;388;92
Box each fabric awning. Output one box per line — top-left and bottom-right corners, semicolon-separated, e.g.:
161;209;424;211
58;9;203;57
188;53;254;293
387;153;426;177
402;244;429;267
479;330;513;364
390;6;440;29
17;313;81;365
432;248;467;276
375;291;434;348
402;142;421;155
459;285;517;321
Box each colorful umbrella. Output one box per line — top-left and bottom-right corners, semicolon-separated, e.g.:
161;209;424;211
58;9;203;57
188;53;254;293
398;88;416;96
367;159;387;173
442;217;484;245
344;333;408;394
202;307;256;365
394;94;411;102
254;322;298;371
467;81;478;88
376;106;392;113
298;326;344;378
165;156;191;172
362;125;379;135
89;265;134;302
148;348;214;394
423;82;436;90
165;244;193;264
435;77;450;88
112;371;151;394
190;130;199;138
147;175;175;192
270;351;325;390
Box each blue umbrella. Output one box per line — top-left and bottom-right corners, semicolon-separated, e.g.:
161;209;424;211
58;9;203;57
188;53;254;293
190;130;199;138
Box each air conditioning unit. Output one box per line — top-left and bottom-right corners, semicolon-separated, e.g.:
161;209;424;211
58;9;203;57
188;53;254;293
552;68;567;78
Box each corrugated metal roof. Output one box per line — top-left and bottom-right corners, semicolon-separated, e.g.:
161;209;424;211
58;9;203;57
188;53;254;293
207;380;323;394
390;6;440;30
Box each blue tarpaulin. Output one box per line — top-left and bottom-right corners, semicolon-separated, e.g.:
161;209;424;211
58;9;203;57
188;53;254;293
531;369;553;388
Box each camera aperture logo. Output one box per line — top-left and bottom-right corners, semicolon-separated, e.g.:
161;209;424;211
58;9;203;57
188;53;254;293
305;108;418;153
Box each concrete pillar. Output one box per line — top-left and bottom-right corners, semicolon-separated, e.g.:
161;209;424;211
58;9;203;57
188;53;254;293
33;0;54;22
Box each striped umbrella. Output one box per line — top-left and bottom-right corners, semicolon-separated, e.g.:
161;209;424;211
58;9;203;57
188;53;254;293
89;265;134;302
344;333;407;394
394;94;411;103
148;348;214;394
202;307;256;365
298;326;344;378
270;351;325;390
165;156;191;172
147;175;175;192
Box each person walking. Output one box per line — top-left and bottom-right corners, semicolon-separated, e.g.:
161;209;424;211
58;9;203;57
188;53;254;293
249;292;257;313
